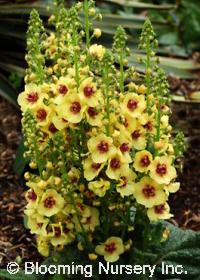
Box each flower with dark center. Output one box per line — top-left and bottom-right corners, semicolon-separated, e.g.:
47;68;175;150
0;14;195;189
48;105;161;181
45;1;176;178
105;242;116;253
27;190;37;201
131;130;141;139
49;123;58;133
84;86;94;97
70;102;81;114
144;121;153;131
92;163;101;170
154;204;165;214
97;141;109;153
44;196;56;208
119;176;128;188
27;92;38;103
127;99;138;111
87;107;98;118
110;158;121;170
120;143;129;153
140;155;150;167
36;109;47;121
156;164;167;175
142;184;156;198
54;227;61;237
58;84;68;95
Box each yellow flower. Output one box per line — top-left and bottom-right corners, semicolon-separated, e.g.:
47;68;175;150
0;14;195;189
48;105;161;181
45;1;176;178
37;189;65;217
149;156;177;184
85;106;102;127
116;169;136;197
121;115;137;133
57;94;86;124
114;131;132;163
53;76;76;100
134;176;167;208
75;200;91;218
161;115;169;129
81;207;100;232
137;84;147;94
154;137;169;153
121;92;146;118
25;185;43;209
27;214;49;236
40;121;61;137
139;113;156;135
88;179;110;197
32;102;53;127
52;114;68;130
47;222;75;247
87;133;115;163
130;125;147;150
18;83;47;112
147;203;173;221
164;182;180;195
89;44;105;61
95;237;124;262
73;206;99;232
37;236;49;257
83;156;104;181
106;152;129;180
89;253;98;261
133;150;153;173
79;77;101;107
68;167;80;184
93;28;102;38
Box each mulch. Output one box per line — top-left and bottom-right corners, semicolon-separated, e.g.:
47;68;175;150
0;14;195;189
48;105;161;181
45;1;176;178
0;178;43;268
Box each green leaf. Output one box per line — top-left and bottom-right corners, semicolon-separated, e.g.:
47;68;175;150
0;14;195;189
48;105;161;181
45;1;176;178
189;91;200;100
0;269;38;280
13;140;29;177
0;73;18;107
181;0;200;45
128;51;200;79
103;0;176;10
172;95;200;103
133;222;200;279
0;63;25;76
159;32;179;46
51;275;64;280
93;13;170;30
0;4;51;16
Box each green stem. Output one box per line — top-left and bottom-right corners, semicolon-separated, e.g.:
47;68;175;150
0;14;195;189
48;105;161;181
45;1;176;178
84;0;90;49
119;50;124;93
104;60;110;136
34;145;43;177
69;192;93;251
72;26;80;88
74;50;80;88
145;39;151;113
156;99;161;141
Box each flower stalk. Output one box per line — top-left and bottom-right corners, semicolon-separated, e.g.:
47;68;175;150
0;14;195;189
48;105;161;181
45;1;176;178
18;3;184;263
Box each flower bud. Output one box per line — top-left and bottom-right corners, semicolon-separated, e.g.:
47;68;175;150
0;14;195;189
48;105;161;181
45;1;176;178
89;253;98;261
93;28;102;38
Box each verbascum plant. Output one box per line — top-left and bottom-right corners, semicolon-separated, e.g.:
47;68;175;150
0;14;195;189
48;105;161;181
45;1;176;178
18;0;185;263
